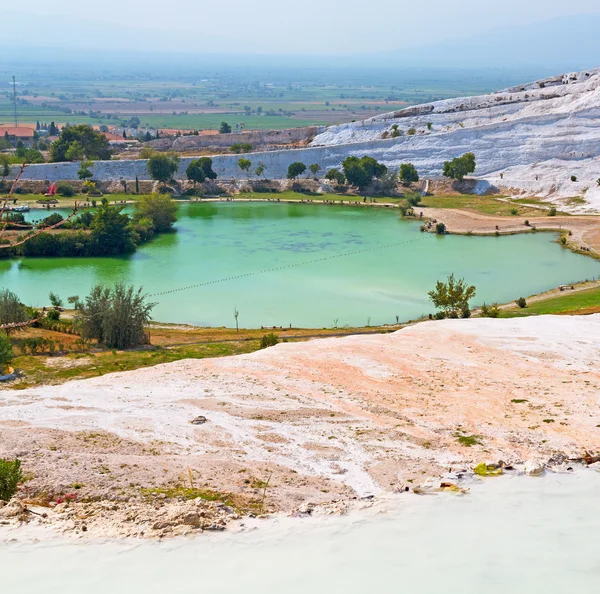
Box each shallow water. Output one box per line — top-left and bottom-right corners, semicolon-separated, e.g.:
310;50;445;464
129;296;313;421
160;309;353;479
2;472;599;593
4;202;600;327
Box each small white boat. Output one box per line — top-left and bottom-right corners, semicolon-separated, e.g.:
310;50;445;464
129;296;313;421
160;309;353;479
12;205;30;212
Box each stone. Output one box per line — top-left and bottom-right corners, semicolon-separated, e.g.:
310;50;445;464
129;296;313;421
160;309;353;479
524;460;545;476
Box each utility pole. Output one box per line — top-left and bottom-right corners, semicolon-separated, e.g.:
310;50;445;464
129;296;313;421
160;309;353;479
12;75;18;127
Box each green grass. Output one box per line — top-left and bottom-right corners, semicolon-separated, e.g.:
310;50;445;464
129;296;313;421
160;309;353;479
12;340;260;389
501;286;600;318
420;195;545;217
454;433;482;447
236;191;405;203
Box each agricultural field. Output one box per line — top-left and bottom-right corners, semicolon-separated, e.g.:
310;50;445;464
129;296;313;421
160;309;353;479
0;63;538;134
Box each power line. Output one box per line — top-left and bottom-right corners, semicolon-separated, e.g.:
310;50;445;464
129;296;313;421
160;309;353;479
149;234;429;298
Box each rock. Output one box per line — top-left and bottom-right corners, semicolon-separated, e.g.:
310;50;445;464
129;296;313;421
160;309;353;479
524;460;545;476
0;499;25;518
182;512;201;527
190;416;208;425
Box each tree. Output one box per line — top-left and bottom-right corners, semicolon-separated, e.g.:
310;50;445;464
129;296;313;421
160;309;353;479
48;122;58;136
147;153;180;184
287;162;306;180
0;155;9;179
0;331;14;369
255;162;266;177
186;160;206;185
325;168;346;185
230;143;253;154
238;158;252;175
49;291;63;308
186;157;217;185
399;163;419;186
378;169;398;193
0;289;32;331
133;194;177;233
308;163;321;178
442;152;476;181
50;124;111;162
78;283;156;349
428;274;476;319
90;203;136;255
342;156;387;190
77;160;94;180
219;121;232;134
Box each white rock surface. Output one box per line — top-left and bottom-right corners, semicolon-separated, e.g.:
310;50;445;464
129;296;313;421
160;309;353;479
312;68;600;211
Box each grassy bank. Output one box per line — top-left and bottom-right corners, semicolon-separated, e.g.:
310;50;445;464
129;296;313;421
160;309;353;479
500;285;600;317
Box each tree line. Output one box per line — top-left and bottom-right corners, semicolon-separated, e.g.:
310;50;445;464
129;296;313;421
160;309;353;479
0;194;177;259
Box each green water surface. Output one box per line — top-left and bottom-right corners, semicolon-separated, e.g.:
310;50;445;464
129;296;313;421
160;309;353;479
3;202;600;327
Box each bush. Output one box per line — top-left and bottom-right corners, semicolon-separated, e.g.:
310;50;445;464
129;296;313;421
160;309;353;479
571;175;577;182
510;208;518;215
435;222;447;234
56;182;75;197
0;458;23;501
548;207;557;216
480;303;500;318
259;333;279;349
516;297;527;308
46;309;61;322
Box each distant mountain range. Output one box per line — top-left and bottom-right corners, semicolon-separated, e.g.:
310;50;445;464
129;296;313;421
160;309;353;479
385;13;600;70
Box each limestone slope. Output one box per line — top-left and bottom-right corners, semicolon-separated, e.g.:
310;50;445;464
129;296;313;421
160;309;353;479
312;69;600;211
1;315;599;510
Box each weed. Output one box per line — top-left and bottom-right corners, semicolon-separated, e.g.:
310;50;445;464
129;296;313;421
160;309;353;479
455;433;482;447
511;399;528;404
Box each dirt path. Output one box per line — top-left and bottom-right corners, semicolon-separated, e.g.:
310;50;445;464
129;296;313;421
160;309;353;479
420;207;600;254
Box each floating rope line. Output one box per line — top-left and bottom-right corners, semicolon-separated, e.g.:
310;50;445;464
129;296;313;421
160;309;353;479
149;234;430;298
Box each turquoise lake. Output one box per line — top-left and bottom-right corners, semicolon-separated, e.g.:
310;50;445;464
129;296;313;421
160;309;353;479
2;202;600;328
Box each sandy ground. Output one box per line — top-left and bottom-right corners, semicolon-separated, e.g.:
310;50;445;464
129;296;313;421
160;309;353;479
420;207;600;254
1;315;600;537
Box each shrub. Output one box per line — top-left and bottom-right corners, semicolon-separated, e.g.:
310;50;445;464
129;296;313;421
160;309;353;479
524;220;530;226
407;127;417;135
510;208;518;215
480;303;500;318
56;182;74;197
0;458;23;501
516;297;527;308
46;309;61;322
548;207;557;216
560;236;567;246
570;175;577;182
435;222;447;234
259;333;279;349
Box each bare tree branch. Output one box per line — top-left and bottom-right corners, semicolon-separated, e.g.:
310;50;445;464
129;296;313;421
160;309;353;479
0;162;80;249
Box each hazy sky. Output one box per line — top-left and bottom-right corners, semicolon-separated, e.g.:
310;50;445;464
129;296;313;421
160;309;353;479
6;1;600;54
